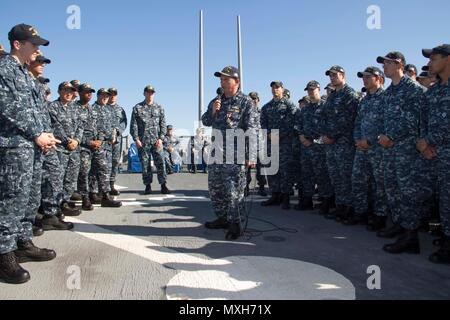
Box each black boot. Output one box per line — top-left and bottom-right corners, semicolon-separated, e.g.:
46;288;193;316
89;192;103;205
343;211;368;226
67;201;78;209
261;193;281;207
14;241;56;263
225;223;242;240
61;202;81;217
377;224;405;239
41;215;74;231
257;186;267;197
70;192;82;201
294;197;313;211
101;192;122;207
281;194;290;210
433;232;445;247
82;195;94;211
56;210;65;221
336;205;352;222
161;183;171;194
429;236;450;264
109;182;120;196
325;204;344;220
366;215;387;231
205;217;230;230
144;184;152;195
0;252;30;284
319;197;331;215
383;230;420;254
33;220;44;237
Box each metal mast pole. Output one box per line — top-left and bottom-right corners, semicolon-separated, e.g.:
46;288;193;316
237;15;243;92
198;10;204;125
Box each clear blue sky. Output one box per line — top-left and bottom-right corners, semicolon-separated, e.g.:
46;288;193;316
1;0;449;136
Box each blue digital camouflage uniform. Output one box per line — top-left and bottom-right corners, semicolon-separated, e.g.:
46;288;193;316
297;99;333;198
109;103;127;183
77;101;111;196
352;87;387;217
34;79;64;217
163;133;180;170
0;55;45;254
130;101;167;186
319;84;359;207
201;91;259;224
382;76;427;230
416;84;439;219
89;103;117;191
423;80;450;236
292;105;303;194
87;101;114;193
246;103;267;189
48;99;85;203
260;97;296;195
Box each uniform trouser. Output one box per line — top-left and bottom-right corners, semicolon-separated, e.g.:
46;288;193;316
292;139;302;190
0;146;41;254
383;139;423;230
302;144;333;198
208;164;246;224
110;142;121;183
352;147;388;216
351;150;370;215
89;148;112;193
40;149;64;216
267;142;293;194
163;151;173;171
246;159;266;188
57;150;80;202
437;147;450;236
326;143;355;207
138;144;166;186
78;148;110;196
418;157;439;221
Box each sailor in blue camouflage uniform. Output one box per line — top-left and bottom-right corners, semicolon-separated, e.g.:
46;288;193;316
130;85;170;195
247;92;267;197
202;66;259;240
260;81;296;210
291;94;303;204
74;83;97;210
86;89;122;207
0;24;59;284
376;51;427;254
27;52;73;233
163;125;180;174
345;67;388;229
417;44;450;264
108;88;127;195
296;81;333;214
48;82;84;216
319;66;359;221
89;89;119;196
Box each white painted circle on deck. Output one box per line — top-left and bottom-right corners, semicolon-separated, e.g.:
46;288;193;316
166;255;355;300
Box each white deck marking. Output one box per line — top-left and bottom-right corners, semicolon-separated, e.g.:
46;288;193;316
65;217;355;300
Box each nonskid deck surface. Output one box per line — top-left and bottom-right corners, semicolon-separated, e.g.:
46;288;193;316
1;172;449;300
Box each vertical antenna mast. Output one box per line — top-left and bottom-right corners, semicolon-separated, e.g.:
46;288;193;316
198;10;204;125
237;15;243;92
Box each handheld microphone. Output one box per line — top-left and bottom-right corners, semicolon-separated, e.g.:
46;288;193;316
216;87;224;100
